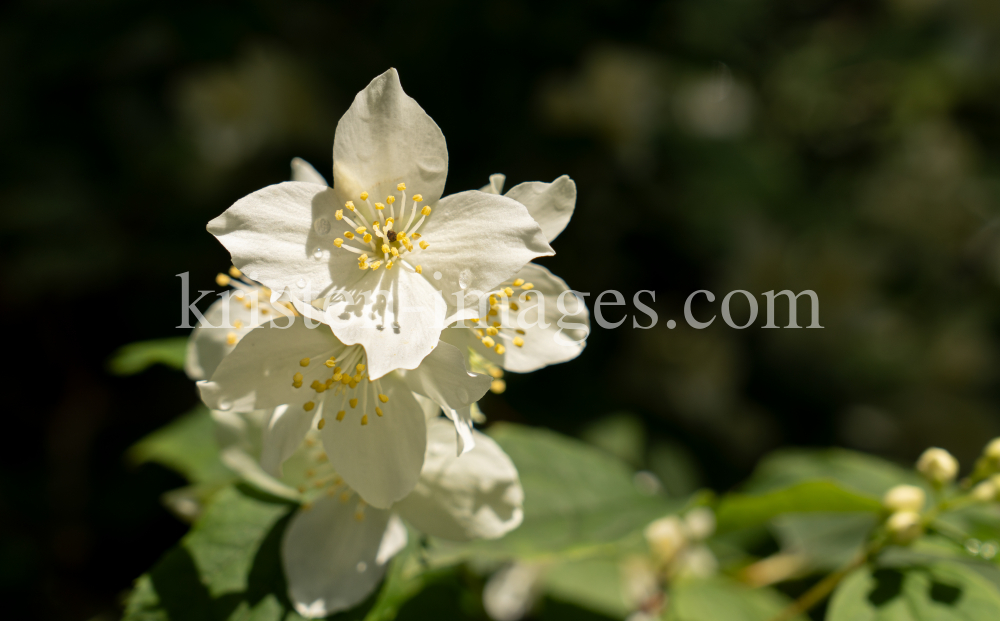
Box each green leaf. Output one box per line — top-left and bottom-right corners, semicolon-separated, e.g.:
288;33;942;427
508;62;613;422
771;512;878;570
828;562;1000;620
129;406;232;486
363;529;447;621
665;577;807;621
716;481;882;534
109;337;188;375
123;485;302;621
743;448;921;498
429;423;681;563
543;557;631;619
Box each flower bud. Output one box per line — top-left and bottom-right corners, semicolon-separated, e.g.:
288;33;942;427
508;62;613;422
886;511;923;544
985;438;1000;466
644;516;686;563
971;480;997;503
916;447;959;486
683;507;716;541
882;485;926;513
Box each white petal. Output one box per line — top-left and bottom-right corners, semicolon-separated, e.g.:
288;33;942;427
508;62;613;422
482;564;544;621
333;68;448;204
210;409;301;500
395;418;523;541
197;316;340;413
207;181;367;301
418;190;553;308
184;293;260;380
480;173;506;194
376;515;409;564
290;157;329;186
413;393;442;421
399;342;492;454
308;266;448;380
282;496;397;618
319;373;427;509
498;263;589;373
503;176;576;243
260;404;314;477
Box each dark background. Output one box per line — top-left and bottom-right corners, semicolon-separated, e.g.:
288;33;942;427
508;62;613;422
3;0;1000;619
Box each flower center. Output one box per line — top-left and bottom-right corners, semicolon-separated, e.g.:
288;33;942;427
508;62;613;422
330;182;432;275
462;278;536;357
291;345;390;428
298;437;368;521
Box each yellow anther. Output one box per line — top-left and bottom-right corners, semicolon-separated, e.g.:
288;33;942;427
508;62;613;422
516;329;526;334
234;290;245;299
488;367;504;378
232;319;245;330
386;217;394;226
349;380;358;389
350;398;358;408
378;394;389;403
356;363;365;372
358;253;368;263
489;295;498;306
487;327;499;336
382;244;390;254
311;380;323;390
504;287;514;297
412;194;423;202
375;202;385;210
358;262;369;270
373;221;380;230
355;226;367;234
491;379;506;393
325;377;335;387
293;372;303;386
361;415;368;426
495;344;506;355
226;332;238;345
360;191;369;200
354;510;365;521
421;206;431;216
340;490;351;502
334;238;343;247
304;401;315;411
403;241;413;251
397;182;406;191
216;273;231;287
512;278;524;287
363;233;372;243
345;231;355;239
513;337;525;347
510;303;519;311
370;261;381;270
390;247;399;257
341;374;351;385
488;309;498;316
317;418;326;430
482;336;496;348
325;359;336;368
333;372;343;381
386;261;394;270
386;196;395;204
376;407;383;417
336;410;346;421
335;209;344;220
300;358;310;367
492;321;501;328
411;233;422;239
345;201;355;211
522;283;534;290
419;241;429;250
415;265;422;274
229;266;242;278
476;329;485;338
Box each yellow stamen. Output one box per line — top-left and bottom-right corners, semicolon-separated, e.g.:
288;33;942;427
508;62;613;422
355;226;367;234
487;327;499;336
375;202;385;210
415;265;422;274
510;302;519;311
411;233;422;239
358;262;369;270
513;337;525;347
370;261;381;270
419;241;429;250
488;367;504;378
378;394;388;403
421;206;431;216
356;363;365;372
476;329;485;338
482;336;495;348
350;398;358;408
335;209;344;220
522;283;534;290
390;247;399;257
292;372;303;388
382;244;390;254
336;410;346;421
317;418;326;430
300;358;310;367
386;261;393;270
386;196;395;204
216;273;231;287
361;415;368;426
412;194;423;202
513;278;524;286
504;287;514;297
376;407;383;417
226;332;237;345
363;233;372;243
229;266;242;278
334;238;343;247
345;201;355;211
345;231;355;239
325;359;336;368
491;379;506;393
360;191;368;200
397;182;406;191
495;344;506;355
304;401;315;411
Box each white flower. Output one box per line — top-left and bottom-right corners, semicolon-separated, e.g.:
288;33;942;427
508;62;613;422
916;447;959;486
439;174;589;382
886;510;923;544
197;314;491;509
207;69;553;379
213;408;523;619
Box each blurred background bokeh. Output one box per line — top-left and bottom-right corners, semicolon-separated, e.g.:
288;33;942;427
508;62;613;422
3;0;1000;619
